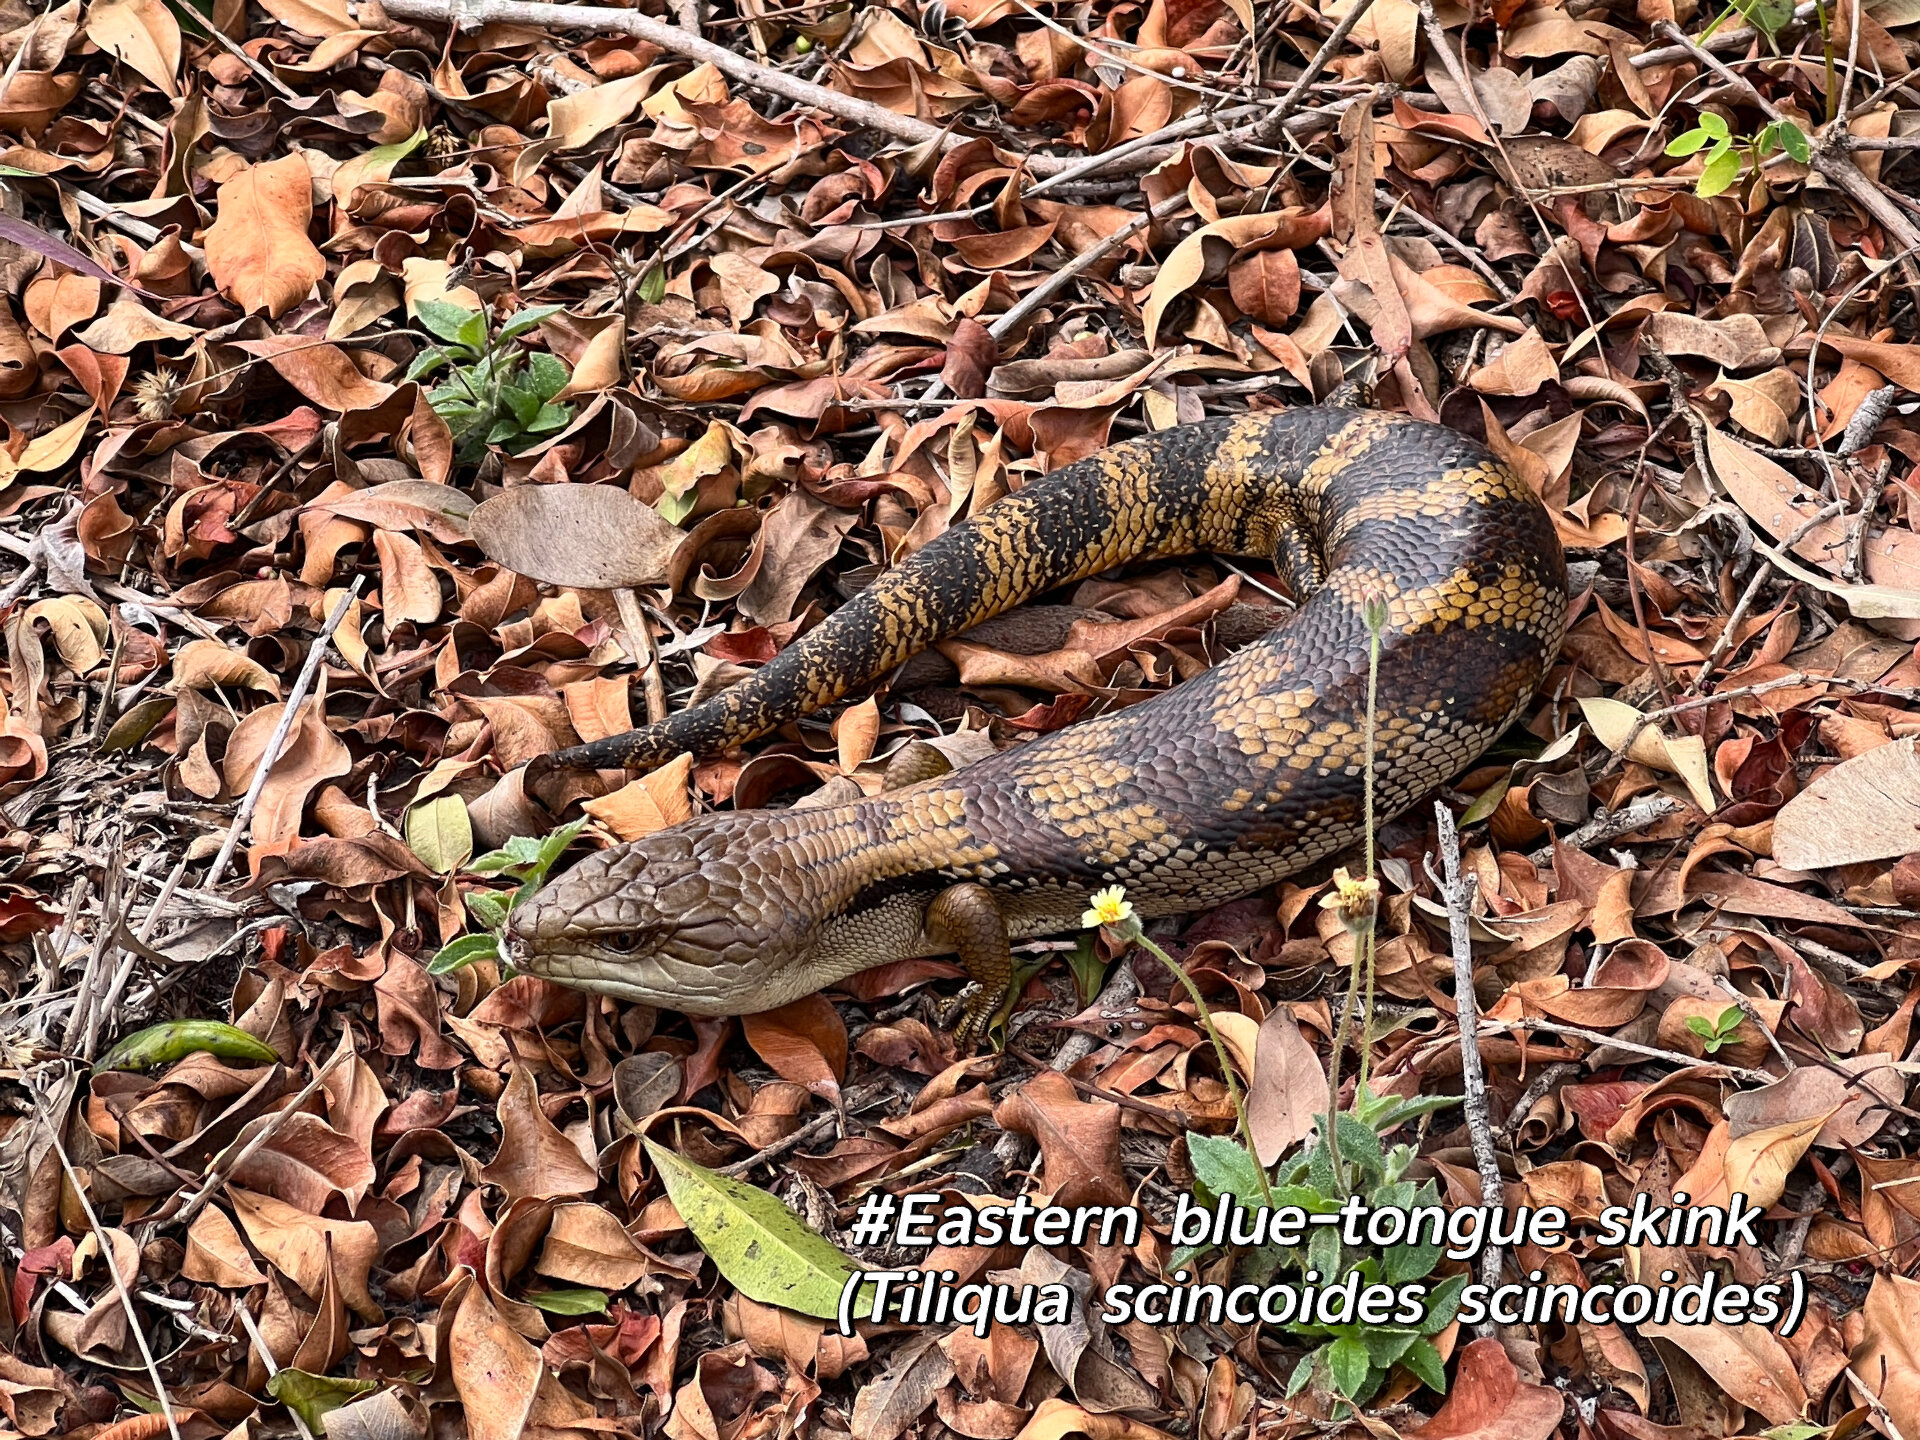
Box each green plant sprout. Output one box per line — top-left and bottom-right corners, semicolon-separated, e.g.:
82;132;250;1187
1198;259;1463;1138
1666;113;1810;197
1186;1090;1466;1407
426;817;590;975
406;300;576;464
1686;1003;1749;1054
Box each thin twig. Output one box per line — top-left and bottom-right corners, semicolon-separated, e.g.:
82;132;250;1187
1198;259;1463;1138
380;0;1128;176
232;1300;318;1440
915;194;1189;409
161;1046;355;1231
1691;500;1846;689
204;581;364;887
1486;1016;1775;1085
1525;795;1684;867
46;1126;184;1440
612;590;669;725
1428;802;1502;1329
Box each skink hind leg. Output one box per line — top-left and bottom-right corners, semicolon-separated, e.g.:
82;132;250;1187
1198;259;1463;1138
925;883;1014;1048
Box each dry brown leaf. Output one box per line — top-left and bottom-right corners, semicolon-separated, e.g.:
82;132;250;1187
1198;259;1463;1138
1773;737;1920;868
469;482;684;590
477;1063;600;1201
205;156;326;319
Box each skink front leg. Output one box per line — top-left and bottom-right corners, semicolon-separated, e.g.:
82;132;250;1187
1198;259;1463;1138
924;882;1014;1048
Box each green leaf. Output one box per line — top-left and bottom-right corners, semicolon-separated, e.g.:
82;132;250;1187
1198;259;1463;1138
1776;121;1810;163
1065;931;1107;1005
1666;127;1712;157
1698;145;1742;196
526;351;571;401
467;890;513;930
405;348;451;383
427;932;501;976
1188;1133;1269;1207
1420;1272;1469;1334
473;834;547;873
643;1137;864;1319
1308;1222;1342;1279
535;818;591;875
657;487;698;526
267;1370;379;1433
1401;1337;1447;1392
1685;1014;1717;1039
639;264;667;304
98;1020;279;1071
1698;111;1731;140
406;794;474;874
417;299;487;352
1460;774;1510;825
1361;1092;1460;1133
499;382;543;429
1327;1335;1372;1398
525;1287;610;1315
528;401;574;434
1734;0;1795;38
498;304;567;345
1364;1327;1420;1366
1286;1351;1319;1398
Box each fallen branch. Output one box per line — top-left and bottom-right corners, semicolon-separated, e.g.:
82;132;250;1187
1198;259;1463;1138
1488;1015;1775;1086
382;0;1361;180
205;579;364;887
1427;802;1502;1331
1525;795;1683;868
915;193;1190;408
1630;0;1817;66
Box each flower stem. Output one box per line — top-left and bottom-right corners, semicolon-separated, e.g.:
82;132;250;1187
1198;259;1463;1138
1131;928;1274;1207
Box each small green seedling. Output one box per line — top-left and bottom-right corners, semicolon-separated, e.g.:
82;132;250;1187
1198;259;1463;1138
1685;1003;1748;1054
407;300;575;464
1182;1085;1466;1412
427;817;589;975
1667;113;1810;197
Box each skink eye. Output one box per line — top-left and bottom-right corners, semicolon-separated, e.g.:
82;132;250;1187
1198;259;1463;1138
604;930;642;953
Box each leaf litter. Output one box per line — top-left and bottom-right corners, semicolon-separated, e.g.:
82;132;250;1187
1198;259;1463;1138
0;0;1917;1434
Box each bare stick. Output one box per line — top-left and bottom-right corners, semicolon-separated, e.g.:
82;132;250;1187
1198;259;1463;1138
915;194;1190;408
205;581;364;887
1525;795;1682;867
1427;802;1502;1328
381;0;1071;171
1244;0;1376;147
1630;0;1817;65
46;1127;183;1440
1486;1016;1775;1085
163;1045;355;1231
612;589;668;724
233;1300;318;1440
1692;500;1846;688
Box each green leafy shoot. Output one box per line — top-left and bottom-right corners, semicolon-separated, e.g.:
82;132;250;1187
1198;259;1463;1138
426;817;591;976
1685;1003;1749;1054
408;300;575;465
1182;1083;1462;1414
1666;112;1809;197
1666;112;1742;196
1756;118;1811;164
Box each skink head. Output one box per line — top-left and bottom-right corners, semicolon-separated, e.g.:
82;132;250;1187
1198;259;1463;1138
505;812;821;1014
